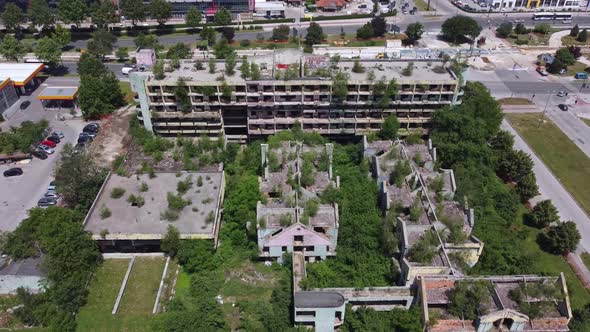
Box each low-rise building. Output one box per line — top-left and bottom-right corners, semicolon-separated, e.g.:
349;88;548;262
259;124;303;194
83;170;224;252
130;50;463;143
256;141;339;261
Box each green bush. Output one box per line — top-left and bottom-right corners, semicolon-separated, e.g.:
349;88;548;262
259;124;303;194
110;187;126;199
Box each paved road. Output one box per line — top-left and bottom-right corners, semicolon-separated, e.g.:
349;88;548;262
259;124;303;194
61;62;126;79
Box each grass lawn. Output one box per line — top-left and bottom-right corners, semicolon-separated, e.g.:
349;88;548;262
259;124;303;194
561;35;590;46
327;34;387;47
506;113;590;216
580;117;590;127
565;61;589;76
118;81;135;103
582;253;590;271
506;32;550;46
119;257;166;315
498;97;533;105
414;0;435;11
175;267;191;298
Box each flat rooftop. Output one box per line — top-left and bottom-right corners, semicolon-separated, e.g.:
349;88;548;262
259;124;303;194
0;63;44;86
140;50;458;85
294;291;345;308
38;86;79;100
84;172;223;240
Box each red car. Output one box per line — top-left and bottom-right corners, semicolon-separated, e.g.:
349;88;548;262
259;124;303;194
40;140;56;148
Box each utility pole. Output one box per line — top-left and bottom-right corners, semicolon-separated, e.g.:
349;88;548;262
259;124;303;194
539;90;555;128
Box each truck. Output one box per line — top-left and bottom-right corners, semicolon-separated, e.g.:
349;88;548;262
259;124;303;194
536;66;548;76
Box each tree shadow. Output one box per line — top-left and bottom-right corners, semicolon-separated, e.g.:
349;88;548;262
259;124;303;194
46;64;70;77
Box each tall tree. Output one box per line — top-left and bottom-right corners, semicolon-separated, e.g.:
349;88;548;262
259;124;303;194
370;15;387;37
200;26;216;46
496;22;513;38
34;36;63;66
441;15;482;44
0;35;26;62
92;0;118;29
57;0;86;26
53;24;71;48
570;24;580;37
577;29;588;43
150;0;172;26
134;33;159;49
87;29;117;58
379;115;400;140
119;0;146;26
543;221;581;255
497;149;534;182
214;7;232;26
515;173;539;202
530;200;559;229
78;72;124;119
28;0;55;30
271;24;290;41
185;6;202;32
405;22;424;45
2;3;25;32
305;22;323;46
77;53;107;76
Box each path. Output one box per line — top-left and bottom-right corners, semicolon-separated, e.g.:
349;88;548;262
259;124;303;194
548;30;570;48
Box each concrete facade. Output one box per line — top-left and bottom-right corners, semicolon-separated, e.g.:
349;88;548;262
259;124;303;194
130;53;463;143
0;79;19;120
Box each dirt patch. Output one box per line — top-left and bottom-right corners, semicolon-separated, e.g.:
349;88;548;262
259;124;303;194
226;262;278;287
89;106;135;168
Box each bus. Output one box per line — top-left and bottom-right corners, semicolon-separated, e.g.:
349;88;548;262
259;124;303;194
532;12;573;20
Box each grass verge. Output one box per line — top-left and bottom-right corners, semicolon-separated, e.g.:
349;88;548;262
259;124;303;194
414;0;435;11
119;257;165;315
580;117;590;127
498;97;533;105
118;81;135;103
582;252;590;271
561;35;590;46
506;113;590;216
566;61;589;76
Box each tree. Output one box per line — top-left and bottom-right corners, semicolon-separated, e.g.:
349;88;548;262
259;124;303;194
134;33;159;49
166;42;191;59
543;221;581;254
514;23;527;35
577;29;588;43
219;27;235;43
161;225;181;257
271;24;290;41
356;23;374;40
214;7;232;26
0;35;26;62
441;15;482;44
213;38;234;59
175;78;191;112
116;47;129;62
516;172;539;203
53;24;71;48
79;72;125;119
497;149;533;182
448;281;490;320
120;0;146;25
200;26;216;46
34;37;63;66
2;3;25;32
352;59;365;73
570;24;580;37
331;72;348;103
239;56;250;79
150;0;172;25
379;115;400;140
370;15;387;37
305;22;323;46
153;60;165;79
405;22;424;45
186;7;202;32
556;47;576;66
87;29;117;58
29;0;54;30
57;0;86;26
568;45;582;59
225;53;236;76
530;200;559;228
77;53;107;76
547;57;565;74
250;62;260;80
92;0;118;29
496;22;513;38
533;23;551;35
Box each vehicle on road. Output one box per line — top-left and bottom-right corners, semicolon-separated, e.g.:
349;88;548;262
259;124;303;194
20;101;31;109
3;168;23;177
533;12;572;20
40;140;56;148
558;104;569;111
514;19;524;23
121;64;136;75
557;91;567;97
536;66;549;76
51;131;64;139
46;135;60;144
37;196;57;207
37;145;55;154
31;150;48;160
574;72;588;79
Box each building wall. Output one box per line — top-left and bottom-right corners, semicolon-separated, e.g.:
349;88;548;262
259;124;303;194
0;80;19;119
294;305;345;332
134;77;461;142
490;0;580;8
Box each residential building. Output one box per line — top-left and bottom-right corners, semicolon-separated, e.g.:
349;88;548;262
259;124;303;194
83;170;225;252
136;48;156;66
130;50;463;143
256;142;339;261
486;0;581;10
417;274;572;331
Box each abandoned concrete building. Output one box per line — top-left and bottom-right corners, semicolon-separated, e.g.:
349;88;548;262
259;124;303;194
130;50;463;142
256;141;339;261
84;169;224;252
362;137;483;284
417;274;572;332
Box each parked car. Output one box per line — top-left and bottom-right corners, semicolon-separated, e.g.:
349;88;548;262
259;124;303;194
44;190;60;198
48;181;56;191
558;104;569;111
121;64;136;75
3;168;23;177
46;135;60;144
20;101;31;109
31;150;48;160
51;131;64;139
40;140;57;148
37;145;55;154
575;72;588;79
77;136;92;144
37;196;57;207
83;123;100;133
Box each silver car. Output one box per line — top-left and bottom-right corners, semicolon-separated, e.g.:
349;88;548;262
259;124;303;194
38;145;55;154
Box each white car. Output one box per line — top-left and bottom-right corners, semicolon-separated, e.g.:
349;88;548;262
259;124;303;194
38;145;55;155
52;131;64;139
121;64;137;75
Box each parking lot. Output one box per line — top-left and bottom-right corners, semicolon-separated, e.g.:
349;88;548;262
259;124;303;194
0;77;85;232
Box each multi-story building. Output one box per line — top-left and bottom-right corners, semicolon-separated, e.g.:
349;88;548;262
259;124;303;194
130;50;463;143
486;0;581;10
133;0;253;17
